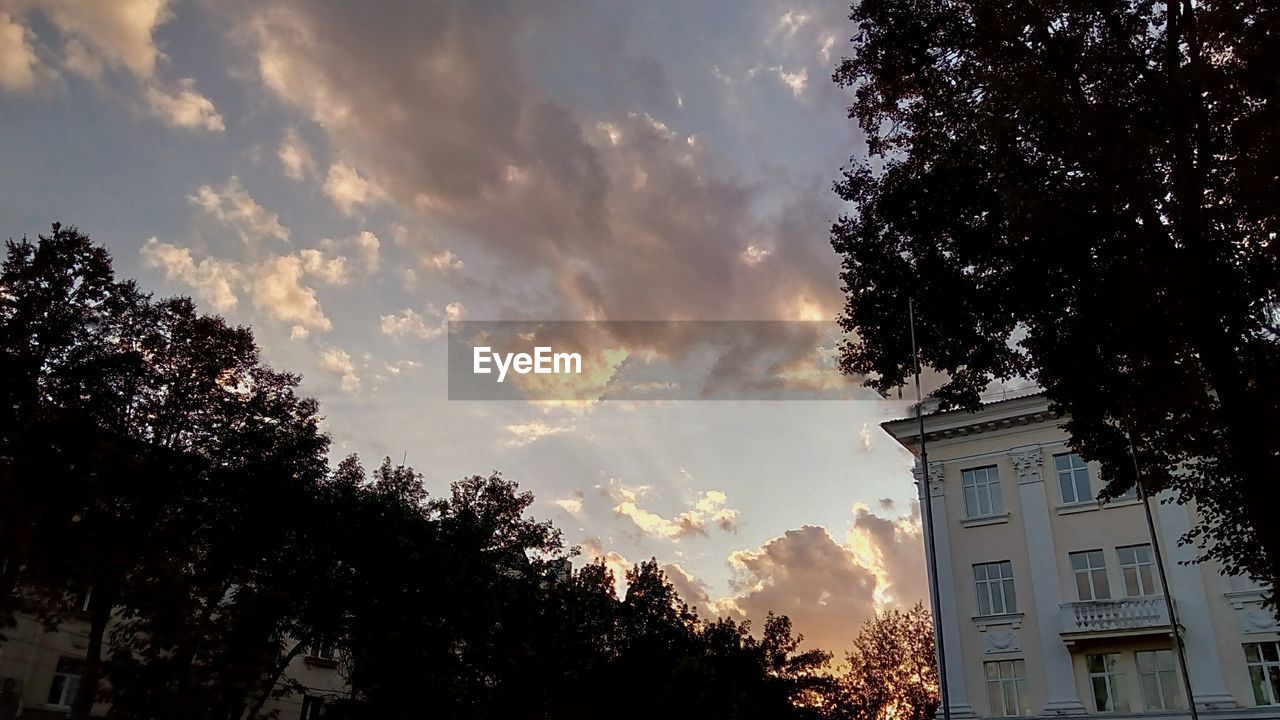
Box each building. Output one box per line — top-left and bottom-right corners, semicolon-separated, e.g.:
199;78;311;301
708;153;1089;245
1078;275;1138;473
0;604;347;719
882;392;1280;720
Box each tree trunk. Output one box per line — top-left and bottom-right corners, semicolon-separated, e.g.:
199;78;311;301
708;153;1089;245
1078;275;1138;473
69;588;112;720
243;636;309;720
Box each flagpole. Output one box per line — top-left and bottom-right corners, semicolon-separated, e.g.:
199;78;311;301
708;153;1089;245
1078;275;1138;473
1124;420;1200;720
910;298;951;720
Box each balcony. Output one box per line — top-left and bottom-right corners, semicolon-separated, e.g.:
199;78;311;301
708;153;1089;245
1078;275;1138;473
1059;598;1175;643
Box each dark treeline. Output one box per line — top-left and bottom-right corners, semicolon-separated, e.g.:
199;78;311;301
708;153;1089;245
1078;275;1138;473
0;226;935;720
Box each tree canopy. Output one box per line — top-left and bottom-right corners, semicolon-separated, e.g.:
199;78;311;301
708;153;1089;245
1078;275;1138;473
1;225;922;719
831;1;1280;594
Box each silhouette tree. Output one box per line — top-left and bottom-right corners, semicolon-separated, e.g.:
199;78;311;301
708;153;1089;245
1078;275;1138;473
0;225;330;719
831;1;1280;594
833;603;938;720
3;225;850;720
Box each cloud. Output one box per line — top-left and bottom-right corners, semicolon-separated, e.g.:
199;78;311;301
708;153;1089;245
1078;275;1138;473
720;525;877;652
606;482;739;540
506;419;573;447
553;489;584;516
380;307;444;340
61;37;101;80
299;247;348;285
0;11;41;92
323;161;383;216
250;255;331;332
740;245;772;266
144;79;224;131
846;501;926;606
140;237;240;312
771;65;807;97
707;503;926;653
662;562;715;611
319;346;360;393
190;177;291;244
355;230;379;272
278;126;316;180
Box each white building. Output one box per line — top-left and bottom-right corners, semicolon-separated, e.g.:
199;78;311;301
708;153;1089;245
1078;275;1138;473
882;392;1280;720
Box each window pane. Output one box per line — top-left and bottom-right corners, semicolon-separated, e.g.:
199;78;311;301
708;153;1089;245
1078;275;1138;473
989;681;1005;715
1269;666;1280;707
1092;676;1111;711
1124;567;1140;596
1075;572;1092;601
1246;643;1262;663
1092;569;1111;599
1113;676;1129;711
965;486;979;516
1060;474;1076;503
1140;565;1156;595
1071;553;1088;572
1263;642;1280;663
1074;470;1091;501
1251;666;1270;705
978;586;992;616
1157;650;1174;671
1160;670;1181;709
1118;546;1135;565
1003;578;1016;613
1016;679;1030;716
1140;673;1162;709
986;662;1000;681
1055;454;1071;472
1136;651;1156;673
990;485;1004;514
48;676;66;705
1087;655;1105;673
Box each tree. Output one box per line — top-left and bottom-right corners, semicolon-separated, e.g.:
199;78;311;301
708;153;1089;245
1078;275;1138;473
834;603;938;720
0;225;331;719
831;1;1280;595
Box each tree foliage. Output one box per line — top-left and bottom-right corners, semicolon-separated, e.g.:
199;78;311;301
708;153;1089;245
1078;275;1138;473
1;226;869;720
831;0;1280;592
832;603;938;720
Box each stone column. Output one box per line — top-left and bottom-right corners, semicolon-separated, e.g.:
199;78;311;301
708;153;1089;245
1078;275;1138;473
1009;445;1086;715
1154;497;1236;708
916;460;976;718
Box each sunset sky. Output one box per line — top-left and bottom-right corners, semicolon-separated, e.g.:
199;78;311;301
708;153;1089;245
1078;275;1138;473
0;0;928;657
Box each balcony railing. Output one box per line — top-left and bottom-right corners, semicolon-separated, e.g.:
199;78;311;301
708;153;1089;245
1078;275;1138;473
1060;597;1171;634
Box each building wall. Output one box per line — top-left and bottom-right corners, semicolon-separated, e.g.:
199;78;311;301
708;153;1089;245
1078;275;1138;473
0;613;347;720
887;394;1280;720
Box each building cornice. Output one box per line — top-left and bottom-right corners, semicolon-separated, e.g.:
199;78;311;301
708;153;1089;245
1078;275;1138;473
881;392;1056;450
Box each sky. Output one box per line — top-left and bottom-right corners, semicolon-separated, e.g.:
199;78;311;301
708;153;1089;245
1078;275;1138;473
0;0;928;658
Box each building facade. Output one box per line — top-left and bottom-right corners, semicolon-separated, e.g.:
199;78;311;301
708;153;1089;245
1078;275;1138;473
882;393;1280;720
0;607;347;719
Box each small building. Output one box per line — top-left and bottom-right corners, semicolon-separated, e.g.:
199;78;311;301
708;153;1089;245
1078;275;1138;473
0;606;347;720
882;392;1280;720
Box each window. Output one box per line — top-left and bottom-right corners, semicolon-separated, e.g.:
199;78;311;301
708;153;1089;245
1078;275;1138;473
1054;453;1092;504
1070;550;1111;601
974;561;1017;616
1245;642;1280;706
1087;653;1128;712
309;636;336;661
984;659;1030;716
47;656;83;707
1136;649;1181;710
300;694;327;720
1117;544;1159;596
962;465;1004;518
